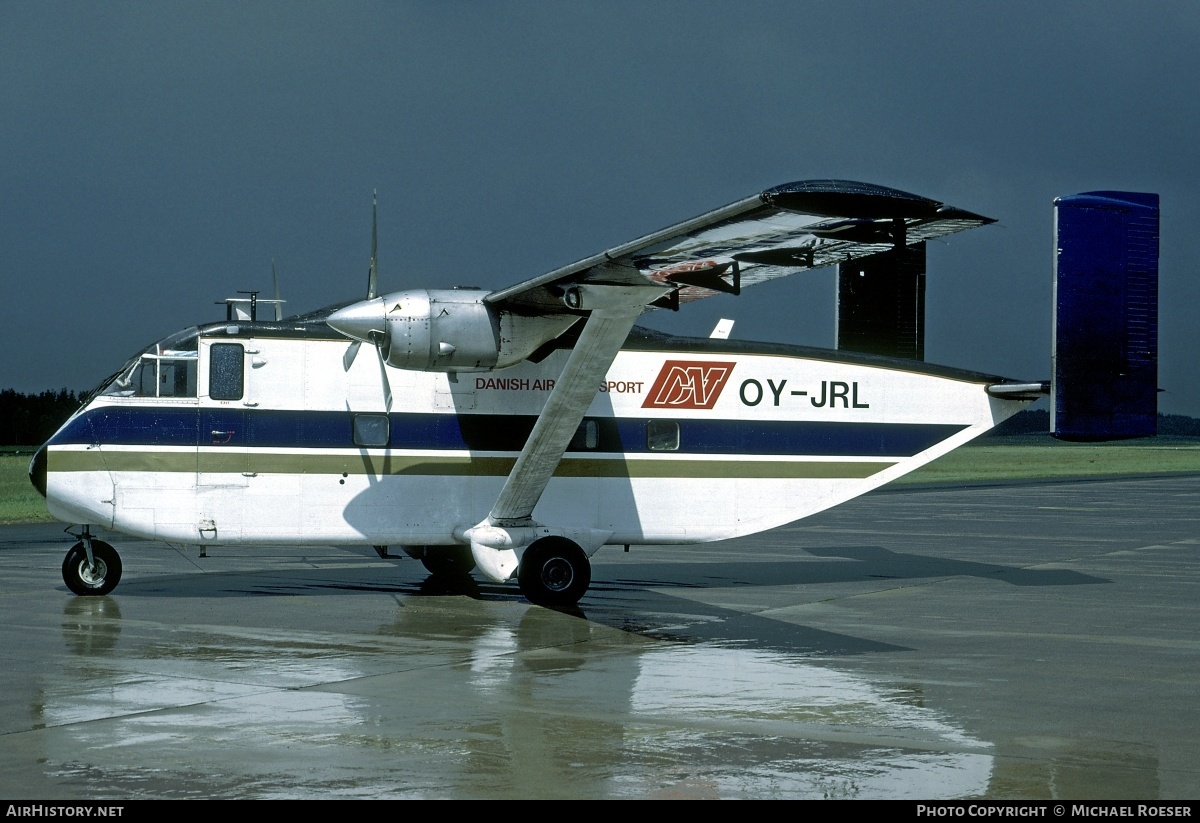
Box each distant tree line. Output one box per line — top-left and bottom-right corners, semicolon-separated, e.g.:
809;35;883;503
986;409;1200;437
1157;414;1200;436
0;389;83;447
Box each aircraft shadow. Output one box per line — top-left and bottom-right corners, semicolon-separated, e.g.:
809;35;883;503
103;566;912;658
598;544;1109;590
582;587;911;656
110;539;1104;603
93;541;1108;659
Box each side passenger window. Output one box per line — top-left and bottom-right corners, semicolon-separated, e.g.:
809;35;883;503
353;414;390;447
569;419;599;450
646;420;680;451
209;344;244;401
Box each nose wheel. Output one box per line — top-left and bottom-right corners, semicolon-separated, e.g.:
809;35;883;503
62;538;122;596
518;537;591;607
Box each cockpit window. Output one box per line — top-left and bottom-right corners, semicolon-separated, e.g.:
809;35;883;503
101;328;199;399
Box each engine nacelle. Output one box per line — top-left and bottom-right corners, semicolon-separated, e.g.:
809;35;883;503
378;289;501;372
328;288;582;373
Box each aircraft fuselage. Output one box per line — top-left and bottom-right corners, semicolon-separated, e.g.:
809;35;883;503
35;318;1029;552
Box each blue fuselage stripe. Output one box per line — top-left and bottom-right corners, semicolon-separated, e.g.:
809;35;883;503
49;406;967;458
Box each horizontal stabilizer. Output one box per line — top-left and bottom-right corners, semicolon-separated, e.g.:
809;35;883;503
987;382;1050;402
1052;191;1159;441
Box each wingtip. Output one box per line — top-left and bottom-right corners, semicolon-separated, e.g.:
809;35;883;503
762;179;943;218
936;204;996;223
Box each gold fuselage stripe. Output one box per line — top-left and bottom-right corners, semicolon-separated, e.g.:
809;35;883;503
48;449;893;480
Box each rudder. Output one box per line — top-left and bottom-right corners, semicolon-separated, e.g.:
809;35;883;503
1051;191;1159;441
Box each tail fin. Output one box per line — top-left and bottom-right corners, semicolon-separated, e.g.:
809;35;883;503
1051;191;1159;440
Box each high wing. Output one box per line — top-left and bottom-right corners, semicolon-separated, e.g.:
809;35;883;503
486;179;994;313
328;180;995;596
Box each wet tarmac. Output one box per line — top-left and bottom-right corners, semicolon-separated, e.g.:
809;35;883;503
0;475;1197;799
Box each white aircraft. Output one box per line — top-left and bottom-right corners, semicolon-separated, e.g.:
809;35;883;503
29;180;1157;606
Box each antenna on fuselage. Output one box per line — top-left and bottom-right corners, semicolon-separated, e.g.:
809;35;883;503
216;265;286;322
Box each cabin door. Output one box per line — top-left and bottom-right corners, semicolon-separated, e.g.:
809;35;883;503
196;340;252;540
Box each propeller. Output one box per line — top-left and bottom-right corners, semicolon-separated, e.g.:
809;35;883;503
374;330;393;412
271;260;283;321
338;192;393;412
342;338;362;371
342;191;380;372
367;189;378;300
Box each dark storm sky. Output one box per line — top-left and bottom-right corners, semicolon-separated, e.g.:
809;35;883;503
3;2;1197;413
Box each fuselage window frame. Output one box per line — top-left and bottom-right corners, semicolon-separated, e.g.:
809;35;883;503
352;413;390;448
646;420;680;452
570;419;599;451
209;343;245;401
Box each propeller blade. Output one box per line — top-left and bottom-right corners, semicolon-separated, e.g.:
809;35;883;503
343;340;361;371
375;342;393;412
272;261;283;321
366;190;378;300
337;192;384;377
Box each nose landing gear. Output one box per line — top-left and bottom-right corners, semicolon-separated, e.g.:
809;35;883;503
62;527;122;596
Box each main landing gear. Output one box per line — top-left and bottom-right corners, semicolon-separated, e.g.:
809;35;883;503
410;539;593;606
517;537;591;607
420;545;477;578
62;527;122;596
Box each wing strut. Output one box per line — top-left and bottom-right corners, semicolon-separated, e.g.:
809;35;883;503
458;283;667;582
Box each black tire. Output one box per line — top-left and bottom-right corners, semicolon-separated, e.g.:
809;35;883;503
420;545;477;577
62;539;122;596
518;537;591;607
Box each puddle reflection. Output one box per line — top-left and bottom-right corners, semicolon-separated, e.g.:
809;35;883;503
40;596;994;798
625;645;991;799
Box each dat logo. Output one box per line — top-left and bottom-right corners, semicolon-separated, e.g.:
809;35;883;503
642;360;736;410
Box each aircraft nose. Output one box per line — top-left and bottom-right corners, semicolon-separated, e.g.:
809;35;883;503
327;298;386;344
29;445;47;498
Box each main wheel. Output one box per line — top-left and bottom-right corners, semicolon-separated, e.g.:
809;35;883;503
420;545;477;577
62;540;122;596
518;537;591;607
